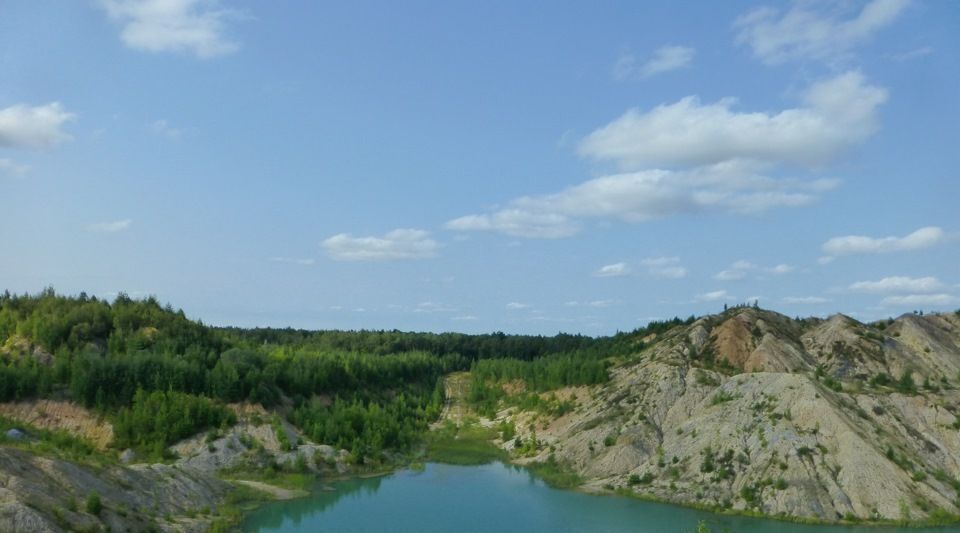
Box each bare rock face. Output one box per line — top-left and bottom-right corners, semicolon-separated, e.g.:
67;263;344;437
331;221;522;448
497;309;960;523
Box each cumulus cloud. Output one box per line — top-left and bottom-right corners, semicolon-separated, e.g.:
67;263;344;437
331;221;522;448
735;0;910;65
580;71;886;169
0;102;75;149
822;226;945;256
614;45;695;80
849;276;944;294
322;229;438;261
0;158;30;177
640;257;687;279
88;219;132;233
697;290;733;302
594;262;630;278
882;294;958;307
99;0;241;58
446;161;837;239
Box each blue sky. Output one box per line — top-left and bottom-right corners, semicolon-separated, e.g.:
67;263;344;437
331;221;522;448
1;0;958;334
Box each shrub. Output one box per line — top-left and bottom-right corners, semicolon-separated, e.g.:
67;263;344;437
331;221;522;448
85;492;102;516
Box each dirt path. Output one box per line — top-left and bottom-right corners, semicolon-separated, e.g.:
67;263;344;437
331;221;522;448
432;372;471;428
231;480;308;500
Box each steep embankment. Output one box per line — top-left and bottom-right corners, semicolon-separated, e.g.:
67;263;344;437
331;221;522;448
489;309;960;524
0;401;349;531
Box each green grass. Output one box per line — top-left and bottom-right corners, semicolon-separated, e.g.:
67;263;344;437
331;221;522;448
424;419;507;465
525;455;583;489
0;414;111;465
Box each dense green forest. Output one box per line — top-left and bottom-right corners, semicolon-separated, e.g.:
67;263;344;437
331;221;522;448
0;288;690;461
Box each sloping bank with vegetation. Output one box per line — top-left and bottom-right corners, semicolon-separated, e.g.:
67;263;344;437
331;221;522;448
0;289;624;531
457;305;960;527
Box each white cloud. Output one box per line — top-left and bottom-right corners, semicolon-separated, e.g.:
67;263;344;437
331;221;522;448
88;219;132;233
150;119;182;140
715;269;747;281
506;302;530;310
446;161;837;239
587;299;615;308
615;45;695;80
782;296;829;304
322;228;439;261
697;290;732;302
818;256;835;265
0;158;30;177
269;257;315;266
639;256;688;279
641;45;695;78
451;315;478;321
882;294;958;307
767;263;795;274
579;71;886;169
99;0;240;59
654;266;688;279
415;301;456;313
822;226;945;255
849;276;944;294
0;102;75;149
714;259;755;281
445;209;578;239
594;262;630;277
891;46;933;61
735;0;910;65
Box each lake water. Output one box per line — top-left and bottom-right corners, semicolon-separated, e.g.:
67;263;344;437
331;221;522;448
242;462;950;533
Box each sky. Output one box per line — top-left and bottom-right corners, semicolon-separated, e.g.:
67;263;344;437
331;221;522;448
1;0;958;335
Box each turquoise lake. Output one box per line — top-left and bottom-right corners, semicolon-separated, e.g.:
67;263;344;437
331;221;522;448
241;462;951;533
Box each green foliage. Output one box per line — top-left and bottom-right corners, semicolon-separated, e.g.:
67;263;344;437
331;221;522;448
424;420;506;465
113;389;235;452
525;455;582;489
85;491;102;516
710;389;738;405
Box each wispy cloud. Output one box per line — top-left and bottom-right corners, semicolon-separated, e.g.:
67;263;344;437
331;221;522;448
0;158;30;177
506;302;530;310
322;229;439;261
735;0;911;65
697;290;733;302
882;294;958;307
99;0;241;59
269;257;315;266
891;46;933;61
714;260;755;281
0;102;75;149
822;226;945;256
782;296;829;304
150;119;182;140
614;45;695;80
640;256;687;279
88;219;132;233
446;161;838;239
849;276;944;294
594;262;630;278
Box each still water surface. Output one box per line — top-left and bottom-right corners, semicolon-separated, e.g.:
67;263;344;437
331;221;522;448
242;462;949;533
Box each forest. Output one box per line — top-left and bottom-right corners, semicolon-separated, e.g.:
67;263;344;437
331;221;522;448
0;289;689;461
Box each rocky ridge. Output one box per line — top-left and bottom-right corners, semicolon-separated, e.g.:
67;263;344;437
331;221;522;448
495;308;960;523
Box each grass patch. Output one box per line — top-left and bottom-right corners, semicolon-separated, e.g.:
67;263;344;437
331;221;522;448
525;455;582;489
424;420;507;465
0;414;111;465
